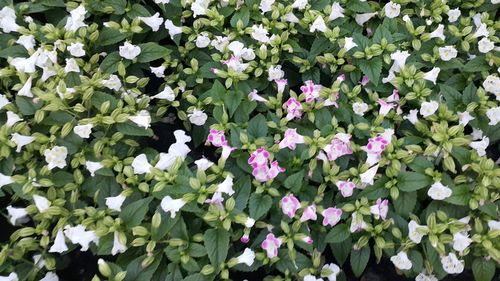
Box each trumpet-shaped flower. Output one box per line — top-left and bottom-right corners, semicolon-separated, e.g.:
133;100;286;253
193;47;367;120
105;194;126;212
49;229;68;253
261;233;281;258
322;207;342;226
279;128;305;150
281;194;300;218
390;251;412;270
64;225;99;251
161;196;186;218
236;248;255;266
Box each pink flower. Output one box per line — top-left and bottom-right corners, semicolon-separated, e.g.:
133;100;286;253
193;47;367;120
205;192;224;209
322;207;342;227
360;75;370;85
337;74;346;82
207;129;227;147
300;205;317;222
279;128;305;150
323;92;339;107
267;160;285;180
281;194;300;218
252;164;270;182
370;198;389;220
302;236;313;244
337;180;355;197
284;98;303;120
350;212;367;232
301;80;322;103
240;233;250;243
248;89;267;102
261;233;281;258
222;55;248;73
248;147;270;168
378;99;396;116
323;133;353;161
276;79;287;94
366;136;389;155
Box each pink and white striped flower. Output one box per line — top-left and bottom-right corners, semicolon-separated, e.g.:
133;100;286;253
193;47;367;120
300;205;317;222
370;198;389;220
252;164;270;182
248;147;270;168
279;128;305;150
284;98;303;120
301;80;322;103
322;207;342;227
275;79;287;94
261;233;281;258
207;129;227;147
323;133;353;161
267;160;285;180
337;180;355;197
281;194;300;218
364;135;390;165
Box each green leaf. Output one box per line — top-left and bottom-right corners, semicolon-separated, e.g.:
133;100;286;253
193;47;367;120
247;114;268;138
358;57;382;86
230;7;249;28
116;122;154;137
100;52;127;74
358;176;390;199
463;56;490;72
393;191;416;217
224;89;243;117
472;258;495;281
234;176;251;211
120;197;153;227
408;156;433;173
330;237;352;265
409;250;423;274
249;193;272;219
0;45;28;58
397;171;432;192
350;246;370;277
439;84;462;110
283;170;304;191
137;42;171;63
98;28;129;46
203;228;230;270
15;96;42;115
124;255;162;281
444;184;471;206
325;224;350;243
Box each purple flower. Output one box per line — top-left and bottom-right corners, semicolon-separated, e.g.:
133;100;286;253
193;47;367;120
261;233;281;258
322;207;342;227
281;194;300;218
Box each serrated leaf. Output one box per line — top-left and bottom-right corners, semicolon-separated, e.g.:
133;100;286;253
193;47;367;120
358;57;382;86
472;258;495;281
247;114;268;138
325;224;350;243
204;228;230;270
230;7;249;28
283;170;304;191
444;184;471;206
98;28;128;46
120;197;153;227
116;122;154;137
350;246;370;277
394;191;416;218
397;171;432;192
249;193;272;219
137;42;171;63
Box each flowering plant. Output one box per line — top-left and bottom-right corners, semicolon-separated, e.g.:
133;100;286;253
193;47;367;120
0;0;499;280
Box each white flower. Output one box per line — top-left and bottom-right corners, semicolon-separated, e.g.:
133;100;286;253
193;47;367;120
39;272;59;281
0;94;10;110
6;111;22;127
150;65;166;78
329;2;345;21
84;161;102;177
447;8;461;22
483;75;500;98
188;109;208;126
11;51;38;73
322;263;340;281
402;15;411;22
0;273;18;281
427;181;452;200
473;23;489;38
33;194;51;213
251;24;270;43
67;42;85;57
73;124;93;138
211;36;230;51
138;12;163;31
65;58;80;73
389;50;410;73
196;32;211;48
44;146;68;170
472;128;483;140
416;272;438;281
102;75;122;91
259;0;275;13
292;0;307;10
488;220;500;230
458;111;474;126
152;86;175;101
343;37;357;51
155;153;176;171
423;67;440;84
352;102;368;116
129;110;152;129
470;136;489;157
245;217;255;228
390;251;412;270
268;65;284;81
284;12;300;23
64;5;87;31
236;248;255;266
16;35;36;50
194;158;213;171
478;37;495;53
419;101;439;118
191;0;210;17
18;76;33;97
49;229;68;253
429;24;445;41
248;89;267;102
160;195;186;218
64;224;99;251
304;275;322;281
111;232;127;255
438;46;458;61
0;7;20;33
6;206;28;225
408;220;427;244
154;0;170;3
486;107;500;125
355;12;377;25
11;133;35;153
119;42;141;60
310;16;327;32
440;253;464;274
131;154;152;174
452;232;472;252
403;109;419;124
360;164;378;185
165;20;182;38
217;175;234;195
384;1;401;18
